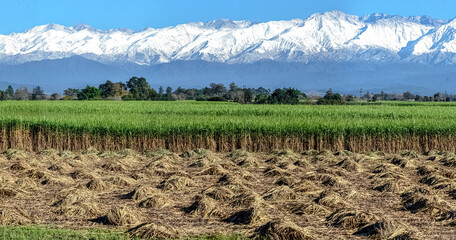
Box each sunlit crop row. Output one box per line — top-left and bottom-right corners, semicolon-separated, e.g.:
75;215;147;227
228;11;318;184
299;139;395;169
1;101;455;139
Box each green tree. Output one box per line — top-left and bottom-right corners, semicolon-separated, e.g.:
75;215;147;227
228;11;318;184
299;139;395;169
243;88;253;103
173;87;188;100
50;93;60;100
77;86;101;100
255;94;270;104
403;91;414;100
345;94;355;101
99;80;115;99
165;86;173;94
126;77;151;100
255;87;270;95
317;89;344;105
99;80;128;99
149;88;158;100
380;91;387;101
231;90;245;103
229;82;239;92
203;83;227;97
161;93;175;101
434;92;441;102
5;85;14;100
372;95;378;102
174;87;186;95
31;86;45;100
63;88;79;100
270;88;301;105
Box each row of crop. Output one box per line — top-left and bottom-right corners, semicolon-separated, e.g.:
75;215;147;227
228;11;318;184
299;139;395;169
0;117;456;138
0;101;456;138
2;101;455;119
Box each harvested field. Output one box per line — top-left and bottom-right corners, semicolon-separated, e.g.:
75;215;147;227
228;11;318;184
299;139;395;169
0;149;455;239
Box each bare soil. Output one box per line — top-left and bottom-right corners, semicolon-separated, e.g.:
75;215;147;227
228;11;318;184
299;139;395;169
0;148;455;239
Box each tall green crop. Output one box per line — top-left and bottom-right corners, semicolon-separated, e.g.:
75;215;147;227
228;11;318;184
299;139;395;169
0;101;456;138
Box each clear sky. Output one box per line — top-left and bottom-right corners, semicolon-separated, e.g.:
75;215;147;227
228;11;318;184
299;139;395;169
0;0;455;34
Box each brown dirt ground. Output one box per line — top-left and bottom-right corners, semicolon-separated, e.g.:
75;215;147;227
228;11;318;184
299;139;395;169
0;148;455;239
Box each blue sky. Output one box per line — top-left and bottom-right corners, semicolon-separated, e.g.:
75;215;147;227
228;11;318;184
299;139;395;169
0;0;454;34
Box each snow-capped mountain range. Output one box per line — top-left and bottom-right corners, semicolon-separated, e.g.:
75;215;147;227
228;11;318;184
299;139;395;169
1;10;456;95
1;10;456;65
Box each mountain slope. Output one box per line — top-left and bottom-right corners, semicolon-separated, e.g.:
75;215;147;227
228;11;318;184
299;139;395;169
1;11;456;94
2;59;455;95
0;10;453;65
0;56;138;92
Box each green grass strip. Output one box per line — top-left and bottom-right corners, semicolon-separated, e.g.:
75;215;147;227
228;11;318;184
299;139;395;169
0;225;249;240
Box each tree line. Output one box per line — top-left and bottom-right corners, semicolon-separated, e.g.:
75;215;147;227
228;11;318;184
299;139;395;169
0;77;307;104
0;77;455;104
361;90;456;102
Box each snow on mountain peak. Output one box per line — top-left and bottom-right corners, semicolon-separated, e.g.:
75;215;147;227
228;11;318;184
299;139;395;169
361;13;447;27
72;23;97;32
0;10;456;65
25;23;69;34
414;15;448;27
361;13;395;22
202;19;254;29
446;18;456;27
310;10;358;22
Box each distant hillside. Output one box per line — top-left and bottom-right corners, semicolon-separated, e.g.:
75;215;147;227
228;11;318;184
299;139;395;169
1;11;456;94
1;58;456;95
